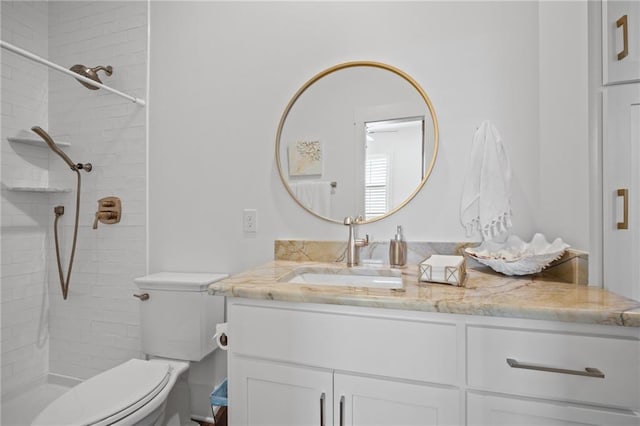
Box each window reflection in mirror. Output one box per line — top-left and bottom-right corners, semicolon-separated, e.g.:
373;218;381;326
364;117;424;220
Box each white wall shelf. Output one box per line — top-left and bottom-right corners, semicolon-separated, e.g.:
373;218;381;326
8;136;70;148
6;186;71;193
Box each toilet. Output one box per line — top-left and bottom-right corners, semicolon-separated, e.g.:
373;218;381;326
32;272;227;426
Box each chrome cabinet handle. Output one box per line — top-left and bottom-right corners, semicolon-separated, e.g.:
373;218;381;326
617;15;629;61
507;358;605;378
617;188;629;230
320;393;325;426
339;395;345;426
133;293;149;301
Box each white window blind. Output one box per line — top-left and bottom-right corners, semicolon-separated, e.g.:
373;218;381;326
365;155;389;220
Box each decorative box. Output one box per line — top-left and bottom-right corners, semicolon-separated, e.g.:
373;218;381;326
419;255;466;286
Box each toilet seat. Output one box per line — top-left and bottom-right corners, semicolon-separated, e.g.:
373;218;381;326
32;359;172;426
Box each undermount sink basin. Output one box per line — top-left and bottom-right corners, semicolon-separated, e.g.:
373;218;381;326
280;266;403;289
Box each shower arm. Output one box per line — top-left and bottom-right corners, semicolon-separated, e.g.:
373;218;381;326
91;65;113;76
0;40;145;105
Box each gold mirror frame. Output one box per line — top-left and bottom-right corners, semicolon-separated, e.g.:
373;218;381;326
275;60;439;224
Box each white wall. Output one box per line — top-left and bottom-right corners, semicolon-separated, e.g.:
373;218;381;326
1;0;51;398
538;1;590;253
150;2;589;276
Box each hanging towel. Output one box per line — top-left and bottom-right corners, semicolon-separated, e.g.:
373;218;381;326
290;181;332;217
460;121;512;240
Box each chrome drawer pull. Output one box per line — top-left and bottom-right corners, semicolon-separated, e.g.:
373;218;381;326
320;392;325;426
339;395;345;426
507;358;605;378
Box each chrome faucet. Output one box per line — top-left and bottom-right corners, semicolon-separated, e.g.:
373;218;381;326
343;216;369;267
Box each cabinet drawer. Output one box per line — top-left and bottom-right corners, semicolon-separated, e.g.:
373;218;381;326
467;326;640;408
229;302;458;385
468;392;640;426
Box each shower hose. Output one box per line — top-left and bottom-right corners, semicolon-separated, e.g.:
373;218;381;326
53;169;81;300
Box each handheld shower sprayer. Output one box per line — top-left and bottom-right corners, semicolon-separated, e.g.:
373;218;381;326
31;126;92;172
31;125;92;300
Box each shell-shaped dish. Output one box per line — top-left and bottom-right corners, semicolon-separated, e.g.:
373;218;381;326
464;233;570;276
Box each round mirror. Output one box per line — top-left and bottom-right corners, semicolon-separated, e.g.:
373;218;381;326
276;61;438;224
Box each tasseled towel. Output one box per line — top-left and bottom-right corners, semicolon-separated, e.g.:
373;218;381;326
460;121;512;240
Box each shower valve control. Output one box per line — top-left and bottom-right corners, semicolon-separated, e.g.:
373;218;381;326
93;196;121;229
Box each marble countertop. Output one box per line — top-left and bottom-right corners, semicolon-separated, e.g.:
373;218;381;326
208;260;640;327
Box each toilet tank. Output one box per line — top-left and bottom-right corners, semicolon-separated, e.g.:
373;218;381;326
134;272;227;362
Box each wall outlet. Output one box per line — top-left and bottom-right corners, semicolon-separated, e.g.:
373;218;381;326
243;209;257;233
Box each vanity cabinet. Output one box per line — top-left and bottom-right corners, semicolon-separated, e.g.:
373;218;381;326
227;298;640;426
227;299;460;425
603;83;640;300
603;0;640;84
232;357;459;426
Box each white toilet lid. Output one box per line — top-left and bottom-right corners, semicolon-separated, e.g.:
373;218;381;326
32;359;171;426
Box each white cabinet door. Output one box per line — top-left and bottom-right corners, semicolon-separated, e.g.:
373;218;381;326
603;83;640;300
334;373;460;426
468;392;640;426
230;357;333;426
603;0;640;84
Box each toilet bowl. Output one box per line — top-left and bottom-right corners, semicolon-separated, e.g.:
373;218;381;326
32;359;188;426
32;272;227;426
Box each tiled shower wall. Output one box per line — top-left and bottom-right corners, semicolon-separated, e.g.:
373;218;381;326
47;1;147;379
1;1;147;396
1;1;51;397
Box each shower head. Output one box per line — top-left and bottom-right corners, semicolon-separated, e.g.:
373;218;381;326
31;126;92;173
69;64;113;90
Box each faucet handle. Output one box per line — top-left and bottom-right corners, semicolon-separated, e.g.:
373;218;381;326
355;215;364;224
355;233;369;248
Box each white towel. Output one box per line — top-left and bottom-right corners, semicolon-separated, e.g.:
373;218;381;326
460;121;512;240
290;181;332;217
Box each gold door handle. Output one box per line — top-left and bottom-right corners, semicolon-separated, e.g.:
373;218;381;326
507;358;605;378
617;188;629;229
617;15;628;61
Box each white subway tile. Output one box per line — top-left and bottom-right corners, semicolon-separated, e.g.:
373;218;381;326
3;1;147;387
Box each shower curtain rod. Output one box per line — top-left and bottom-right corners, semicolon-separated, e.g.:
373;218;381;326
1;40;146;106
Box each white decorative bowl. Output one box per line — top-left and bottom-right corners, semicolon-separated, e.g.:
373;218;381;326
464;233;570;276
